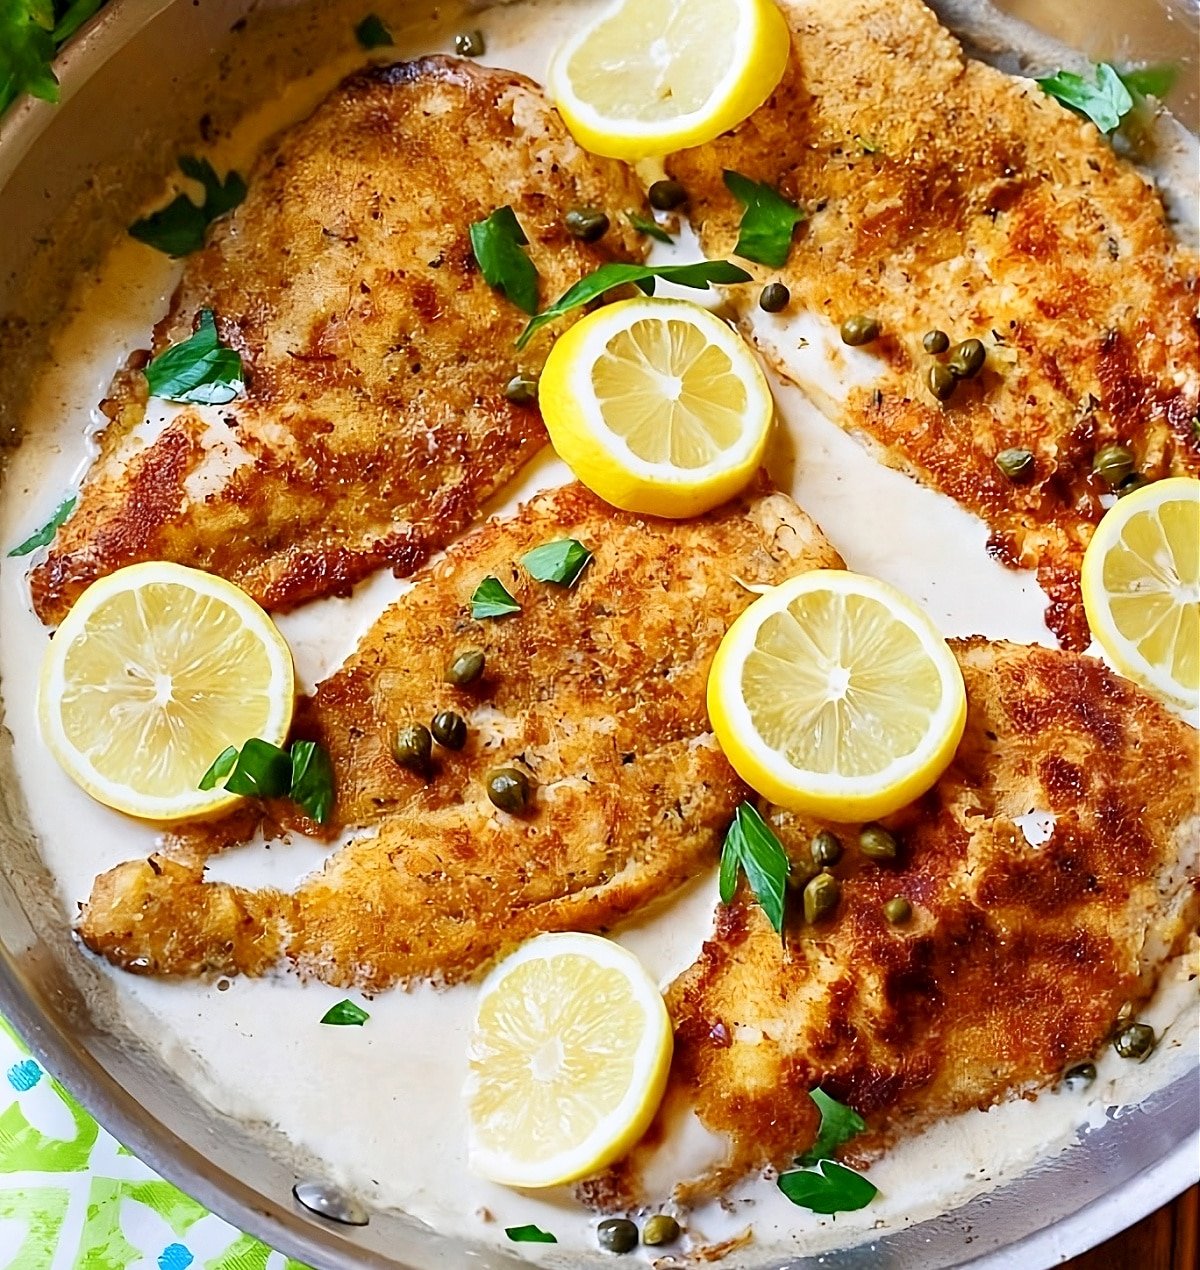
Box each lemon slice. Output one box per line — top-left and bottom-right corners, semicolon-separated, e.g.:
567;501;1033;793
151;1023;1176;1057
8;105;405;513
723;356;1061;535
538;297;774;518
465;932;672;1188
1081;476;1199;709
38;561;295;821
549;0;790;160
708;570;967;821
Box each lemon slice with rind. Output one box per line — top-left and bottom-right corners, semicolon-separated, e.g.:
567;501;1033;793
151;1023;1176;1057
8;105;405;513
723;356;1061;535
1081;476;1199;710
708;570;967;821
538;296;774;517
38;561;295;821
465;932;672;1188
549;0;791;160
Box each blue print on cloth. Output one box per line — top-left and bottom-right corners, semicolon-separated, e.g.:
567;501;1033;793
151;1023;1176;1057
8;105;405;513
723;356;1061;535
6;1058;42;1092
158;1242;195;1270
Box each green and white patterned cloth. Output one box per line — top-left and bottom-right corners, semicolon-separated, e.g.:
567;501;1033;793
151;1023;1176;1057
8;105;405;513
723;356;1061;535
0;1018;305;1270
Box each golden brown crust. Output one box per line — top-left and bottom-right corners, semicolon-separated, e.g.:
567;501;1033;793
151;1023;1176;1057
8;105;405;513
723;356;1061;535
597;639;1199;1205
667;0;1200;649
77;480;844;989
31;57;648;624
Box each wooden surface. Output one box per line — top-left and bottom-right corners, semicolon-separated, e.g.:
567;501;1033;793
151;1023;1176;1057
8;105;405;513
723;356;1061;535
1064;1185;1197;1269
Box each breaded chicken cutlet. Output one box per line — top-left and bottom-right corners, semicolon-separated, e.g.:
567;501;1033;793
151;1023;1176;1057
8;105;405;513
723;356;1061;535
667;0;1200;650
30;57;647;625
584;639;1199;1207
77;480;844;988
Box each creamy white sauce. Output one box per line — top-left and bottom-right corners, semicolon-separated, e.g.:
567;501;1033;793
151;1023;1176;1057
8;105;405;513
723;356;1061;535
0;0;1197;1263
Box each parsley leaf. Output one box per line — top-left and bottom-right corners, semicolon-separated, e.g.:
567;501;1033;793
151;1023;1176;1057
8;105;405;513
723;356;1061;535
505;1225;557;1244
1036;62;1133;134
53;0;103;44
520;539;592;586
0;1;59;115
719;802;790;935
1118;63;1177;100
516;259;751;350
625;209;674;244
354;13;393;49
470;205;540;316
129;156;247;257
777;1159;877;1214
144;310;244;405
7;493;75;557
320;999;370;1026
796;1088;866;1166
471;575;521;619
723;170;806;268
289;740;335;825
199;738;336;823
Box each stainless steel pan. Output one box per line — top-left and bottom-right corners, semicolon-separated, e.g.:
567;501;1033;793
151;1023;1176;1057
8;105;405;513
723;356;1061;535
0;3;1196;1266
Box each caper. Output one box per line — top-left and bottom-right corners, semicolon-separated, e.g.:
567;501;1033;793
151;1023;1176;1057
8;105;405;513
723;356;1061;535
947;337;986;379
859;824;898;861
995;447;1035;483
565;207;610;242
1063;1061;1097;1091
597;1218;638;1254
1117;472;1150;498
928;363;957;402
1112;1021;1155;1061
840;314;879;346
454;28;485;57
803;871;840;923
486;766;530;814
922;328;950;354
1092;444;1134;487
445;649;485;686
759;282;790;313
810;829;843;868
504;375;538;405
648;179;687;211
642;1214;681;1246
392;723;432;772
883;896;912;925
431;710;467;750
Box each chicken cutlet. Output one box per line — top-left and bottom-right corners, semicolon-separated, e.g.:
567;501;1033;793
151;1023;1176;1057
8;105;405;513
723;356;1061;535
30;57;647;626
584;639;1199;1207
77;479;845;988
666;0;1200;650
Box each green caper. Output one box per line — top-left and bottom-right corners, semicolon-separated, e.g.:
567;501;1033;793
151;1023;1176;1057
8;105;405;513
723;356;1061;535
1092;444;1134;487
1117;472;1150;498
648;179;687;211
454;28;485;57
928;363;957;402
642;1214;681;1246
840;314;879;346
947;338;986;379
803;871;840;923
859;824;898;861
431;710;467;750
810;829;843;868
504;375;538;405
486;767;530;814
565;207;610;242
883;896;912;925
759;282;790;313
392;723;432;772
445;649;485;686
995;447;1035;483
1112;1021;1155;1061
596;1218;639;1254
922;329;950;354
1063;1061;1097;1091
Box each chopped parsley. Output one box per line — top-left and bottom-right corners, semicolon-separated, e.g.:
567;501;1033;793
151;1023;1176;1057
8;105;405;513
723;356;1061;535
723;170;806;268
520;539;592;587
7;493;75;557
0;1;108;117
719;801;790;936
796;1087;867;1166
505;1224;557;1244
1036;62;1133;134
129;156;247;257
354;13;393;50
516;259;751;350
320;999;370;1026
777;1159;878;1214
625;209;674;244
144;310;244;405
199;738;335;823
1118;63;1177;100
470;575;521;619
469;205;540;316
